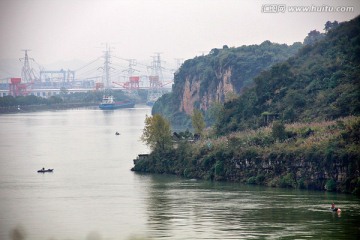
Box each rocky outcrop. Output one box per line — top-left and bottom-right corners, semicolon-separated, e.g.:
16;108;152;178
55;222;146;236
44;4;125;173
180;76;201;114
152;41;303;127
180;67;235;115
214;67;234;106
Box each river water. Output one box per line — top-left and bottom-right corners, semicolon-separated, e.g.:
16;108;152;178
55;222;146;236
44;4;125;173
0;107;359;240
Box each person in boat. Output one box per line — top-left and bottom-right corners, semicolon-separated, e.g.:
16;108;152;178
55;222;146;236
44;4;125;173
331;202;341;212
42;167;45;171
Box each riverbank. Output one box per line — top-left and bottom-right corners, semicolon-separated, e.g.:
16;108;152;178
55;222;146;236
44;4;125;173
0;102;98;114
132;116;360;196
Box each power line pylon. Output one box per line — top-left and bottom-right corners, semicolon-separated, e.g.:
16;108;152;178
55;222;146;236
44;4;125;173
19;49;37;83
123;59;140;94
123;59;137;77
100;44;112;90
147;53;165;105
149;52;164;83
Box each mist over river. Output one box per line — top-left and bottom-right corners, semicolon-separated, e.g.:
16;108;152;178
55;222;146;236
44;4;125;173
0;107;359;240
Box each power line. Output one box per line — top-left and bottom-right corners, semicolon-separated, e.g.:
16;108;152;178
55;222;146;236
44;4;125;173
74;57;102;72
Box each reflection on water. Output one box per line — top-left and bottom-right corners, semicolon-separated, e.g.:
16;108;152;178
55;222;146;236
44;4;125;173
143;174;360;240
0;108;359;240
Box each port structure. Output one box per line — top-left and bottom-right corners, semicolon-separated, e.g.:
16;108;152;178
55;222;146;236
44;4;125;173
113;76;140;90
39;70;75;88
9;78;33;96
114;59;140;91
7;50;38;96
2;48;175;98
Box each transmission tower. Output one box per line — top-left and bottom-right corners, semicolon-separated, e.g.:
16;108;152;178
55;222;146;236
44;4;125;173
19;49;37;83
146;53;165;105
123;59;138;77
149;53;164;82
101;44;112;89
122;59;140;93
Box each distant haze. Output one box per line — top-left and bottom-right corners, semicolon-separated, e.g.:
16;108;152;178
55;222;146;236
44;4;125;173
0;0;359;79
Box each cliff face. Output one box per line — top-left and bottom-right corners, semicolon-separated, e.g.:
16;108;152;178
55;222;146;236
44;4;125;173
152;41;303;127
180;76;200;114
180;67;234;115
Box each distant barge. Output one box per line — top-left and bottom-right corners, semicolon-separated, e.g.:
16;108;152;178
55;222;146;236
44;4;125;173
99;95;135;110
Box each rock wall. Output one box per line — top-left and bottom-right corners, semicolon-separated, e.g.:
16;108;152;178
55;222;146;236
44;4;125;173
180;67;235;115
180;76;200;114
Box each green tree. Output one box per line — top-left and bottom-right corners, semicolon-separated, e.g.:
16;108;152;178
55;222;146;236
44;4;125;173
272;121;287;141
60;87;68;96
205;102;224;126
303;30;325;45
141;114;172;151
324;20;339;33
325;179;336;191
191;109;205;137
48;96;63;104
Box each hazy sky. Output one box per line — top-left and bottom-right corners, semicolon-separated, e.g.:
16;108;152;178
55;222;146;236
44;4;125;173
0;0;359;77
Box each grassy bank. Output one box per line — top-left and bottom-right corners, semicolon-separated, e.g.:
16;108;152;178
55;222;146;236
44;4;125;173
132;116;360;196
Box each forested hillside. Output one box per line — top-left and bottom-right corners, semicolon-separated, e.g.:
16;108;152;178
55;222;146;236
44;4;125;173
216;16;360;135
133;16;360;196
153;41;302;128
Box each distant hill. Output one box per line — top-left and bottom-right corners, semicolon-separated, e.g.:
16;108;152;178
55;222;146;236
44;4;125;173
152;41;303;128
215;16;360;135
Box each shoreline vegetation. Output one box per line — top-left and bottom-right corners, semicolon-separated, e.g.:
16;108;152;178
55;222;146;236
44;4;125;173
0;102;98;114
0;89;148;114
132;116;360;196
0;92;101;114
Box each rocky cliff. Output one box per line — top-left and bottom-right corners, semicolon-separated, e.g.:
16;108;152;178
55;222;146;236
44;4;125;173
179;67;234;114
153;41;302;128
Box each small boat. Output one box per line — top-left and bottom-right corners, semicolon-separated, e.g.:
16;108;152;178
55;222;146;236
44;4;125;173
330;203;341;213
99;95;135;110
331;208;341;212
115;131;120;135
37;168;54;173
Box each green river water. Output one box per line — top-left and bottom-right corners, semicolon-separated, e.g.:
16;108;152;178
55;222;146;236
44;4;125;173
0;107;359;239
